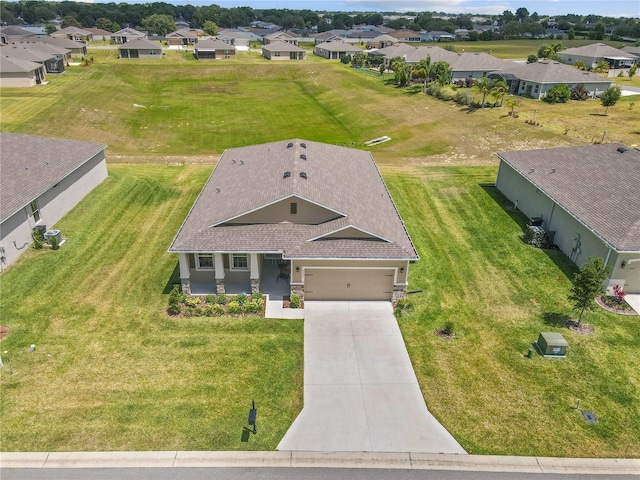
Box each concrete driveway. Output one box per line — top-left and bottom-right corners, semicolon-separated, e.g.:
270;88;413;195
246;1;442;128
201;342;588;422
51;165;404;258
277;301;466;454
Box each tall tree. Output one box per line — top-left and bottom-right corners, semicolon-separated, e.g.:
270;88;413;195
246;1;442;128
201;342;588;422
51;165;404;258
601;86;622;115
568;257;610;325
491;78;509;107
473;76;492;108
141;14;176;35
431;61;452;86
410;57;431;92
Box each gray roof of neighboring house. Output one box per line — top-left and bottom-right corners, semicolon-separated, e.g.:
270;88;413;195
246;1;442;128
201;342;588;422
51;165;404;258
85;27;112;36
0;26;35;37
389;29;420;39
621;45;640;58
370;42;416;57
367;34;398;43
169;139;418;260
558;43;635;60
0;132;106;222
14;41;70;56
403;45;458;63
118;39;161;50
449;52;509;71
500;61;613;84
262;41;305;52
196;39;236;50
0;56;41;73
53;26;92;36
112;28;146;37
167;30;197;38
315;41;361;52
264;31;297;40
28;36;86;50
497;144;640;252
1;45;55;62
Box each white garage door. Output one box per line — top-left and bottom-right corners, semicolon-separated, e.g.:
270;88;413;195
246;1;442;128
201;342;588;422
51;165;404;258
304;269;394;301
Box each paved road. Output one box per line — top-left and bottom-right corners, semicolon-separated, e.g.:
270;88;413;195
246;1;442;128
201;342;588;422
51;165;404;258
277;301;465;453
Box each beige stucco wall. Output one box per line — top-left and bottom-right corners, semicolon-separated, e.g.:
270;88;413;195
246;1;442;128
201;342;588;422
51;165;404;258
0;71;37;88
232;197;339;224
290;258;409;285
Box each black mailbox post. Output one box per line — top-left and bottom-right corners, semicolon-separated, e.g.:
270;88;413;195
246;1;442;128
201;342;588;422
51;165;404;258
248;400;257;434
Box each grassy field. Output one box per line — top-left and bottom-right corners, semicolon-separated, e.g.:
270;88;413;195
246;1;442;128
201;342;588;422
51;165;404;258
0;165;303;451
1;44;639;456
449;39;628;59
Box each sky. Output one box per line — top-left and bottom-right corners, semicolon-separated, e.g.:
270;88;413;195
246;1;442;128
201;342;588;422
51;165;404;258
202;1;640;18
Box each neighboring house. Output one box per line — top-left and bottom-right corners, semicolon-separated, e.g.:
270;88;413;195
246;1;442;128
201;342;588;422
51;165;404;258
347;30;381;40
215;31;255;50
168;139;418;301
1;45;65;73
110;28;146;44
312;32;345;45
175;16;190;30
193;39;236;59
366;34;398;50
421;31;455;42
0;26;36;44
166;30;198;47
449;52;509;81
29;35;87;57
262;41;306;60
85;27;112;41
118;39;162;59
19;41;72;63
388;29;421;42
490;61;613;99
263;31;298;45
557;43;637;70
620;45;640;63
0;133;108;270
544;28;566;38
314;41;361;60
454;28;470;40
0;56;46;87
495;144;640;295
50;26;93;43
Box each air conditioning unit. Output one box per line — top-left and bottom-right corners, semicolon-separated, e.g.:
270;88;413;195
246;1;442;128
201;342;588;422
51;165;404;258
535;332;568;358
43;229;62;244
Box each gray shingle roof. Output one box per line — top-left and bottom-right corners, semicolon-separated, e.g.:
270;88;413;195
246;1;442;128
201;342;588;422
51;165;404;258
450;52;508;71
196;39;235;50
262;41;305;53
0;132;106;222
501;60;613;84
1;45;54;62
559;43;636;60
169;140;418;260
315;41;361;53
0;56;41;73
497;144;640;252
118;39;161;50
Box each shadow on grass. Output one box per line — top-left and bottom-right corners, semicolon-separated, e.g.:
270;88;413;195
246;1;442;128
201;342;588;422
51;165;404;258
479;184;579;280
240;426;256;443
542;312;570;328
163;262;181;294
404;85;423;96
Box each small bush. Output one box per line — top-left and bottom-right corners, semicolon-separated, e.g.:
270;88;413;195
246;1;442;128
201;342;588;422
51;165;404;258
289;294;301;309
570;83;589;101
442;322;454;336
211;304;225;316
205;294;216;304
543;84;570;104
236;293;247;305
215;293;228;305
31;229;44;249
227;301;242;314
168;303;182;315
251;292;263;301
184;296;201;308
49;235;60;250
168;285;185;307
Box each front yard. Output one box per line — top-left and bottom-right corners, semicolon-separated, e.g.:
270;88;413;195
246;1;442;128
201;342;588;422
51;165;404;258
1;164;638;456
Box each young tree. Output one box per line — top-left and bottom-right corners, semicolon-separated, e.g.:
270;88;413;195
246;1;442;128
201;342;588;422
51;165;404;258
431;61;452;86
410;57;431;92
490;78;508;107
601;86;622;115
202;20;218;35
472;76;492;108
61;15;82;28
45;23;58;35
573;60;588;71
568;257;610;325
628;63;638;79
527;54;538;64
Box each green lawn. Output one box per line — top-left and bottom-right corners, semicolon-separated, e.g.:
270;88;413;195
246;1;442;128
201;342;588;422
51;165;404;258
0;165;303;451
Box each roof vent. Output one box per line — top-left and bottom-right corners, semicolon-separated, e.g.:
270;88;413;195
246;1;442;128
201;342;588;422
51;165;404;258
300;142;306;148
529;168;535;173
283;171;291;179
617;146;628;153
287;142;293;148
232;159;236;164
215;187;221;193
300;154;307;160
550;168;555;174
300;172;307;179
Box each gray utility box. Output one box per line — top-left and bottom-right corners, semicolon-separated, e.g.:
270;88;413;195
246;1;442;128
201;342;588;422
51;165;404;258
43;229;62;244
535;332;568;358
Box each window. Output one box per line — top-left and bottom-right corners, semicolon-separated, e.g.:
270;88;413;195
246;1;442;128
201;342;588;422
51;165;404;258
224;50;231;58
196;253;214;270
232;253;248;270
29;200;41;223
290;202;297;214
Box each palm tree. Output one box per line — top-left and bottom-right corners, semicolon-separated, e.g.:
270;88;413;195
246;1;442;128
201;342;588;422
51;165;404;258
410;57;431;93
431;61;452;86
490;78;508;107
472;76;492;108
390;56;411;86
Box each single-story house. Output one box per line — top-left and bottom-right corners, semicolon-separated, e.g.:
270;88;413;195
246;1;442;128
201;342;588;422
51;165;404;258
449;52;509;81
50;26;93;43
557;43;637;70
388;29;421;42
1;45;65;73
543;28;566;38
620;45;640;62
421;31;455;42
110;28;146;44
263;31;298;45
29;35;87;57
312;32;345;45
85;28;112;41
0;26;36;44
454;29;470;40
496;144;640;296
262;41;306;60
214;31;255;51
0;56;46;87
166;29;198;47
16;41;72;64
489;61;613;100
0;133;108;269
193;39;236;59
314;41;361;60
366;34;398;50
168;139;418;301
118;39;162;59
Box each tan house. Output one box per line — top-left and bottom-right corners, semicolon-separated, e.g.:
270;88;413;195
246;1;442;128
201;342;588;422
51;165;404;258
29;35;87;57
366;34;398;50
166;30;198;47
388;29;421;42
194;39;235;59
168;140;418;301
496;144;640;299
0;133;108;269
110;28;146;44
0;26;36;44
262;41;306;60
50;26;93;43
0;56;46;87
314;41;361;60
263;31;298;45
118;39;162;59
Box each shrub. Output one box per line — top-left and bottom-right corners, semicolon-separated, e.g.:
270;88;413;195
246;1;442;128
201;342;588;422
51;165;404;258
252;292;263;301
49;235;60;250
215;293;227;305
236;293;247;305
168;303;182;315
543;84;570;104
442;321;454;336
184;296;201;308
454;91;474;105
245;299;264;314
205;294;216;304
527;54;538;64
289;294;300;309
31;229;44;249
436;86;455;101
227;301;242;314
394;298;413;317
570;83;589;101
168;285;185;307
613;284;626;303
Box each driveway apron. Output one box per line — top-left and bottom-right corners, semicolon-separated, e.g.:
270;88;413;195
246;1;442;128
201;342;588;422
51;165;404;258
277;301;466;453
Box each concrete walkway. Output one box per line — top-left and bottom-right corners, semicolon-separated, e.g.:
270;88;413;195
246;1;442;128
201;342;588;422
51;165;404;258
277;301;466;454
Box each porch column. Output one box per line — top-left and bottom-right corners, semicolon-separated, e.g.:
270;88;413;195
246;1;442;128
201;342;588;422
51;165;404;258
178;253;191;295
214;253;225;294
250;253;260;293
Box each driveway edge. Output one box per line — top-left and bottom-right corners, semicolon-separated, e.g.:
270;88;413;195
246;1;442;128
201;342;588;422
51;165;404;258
1;451;639;474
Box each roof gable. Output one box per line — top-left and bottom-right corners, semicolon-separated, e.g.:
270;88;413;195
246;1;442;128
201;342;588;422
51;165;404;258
310;225;388;242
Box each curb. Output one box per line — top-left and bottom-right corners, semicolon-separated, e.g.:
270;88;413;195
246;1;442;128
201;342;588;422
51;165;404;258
1;451;639;474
